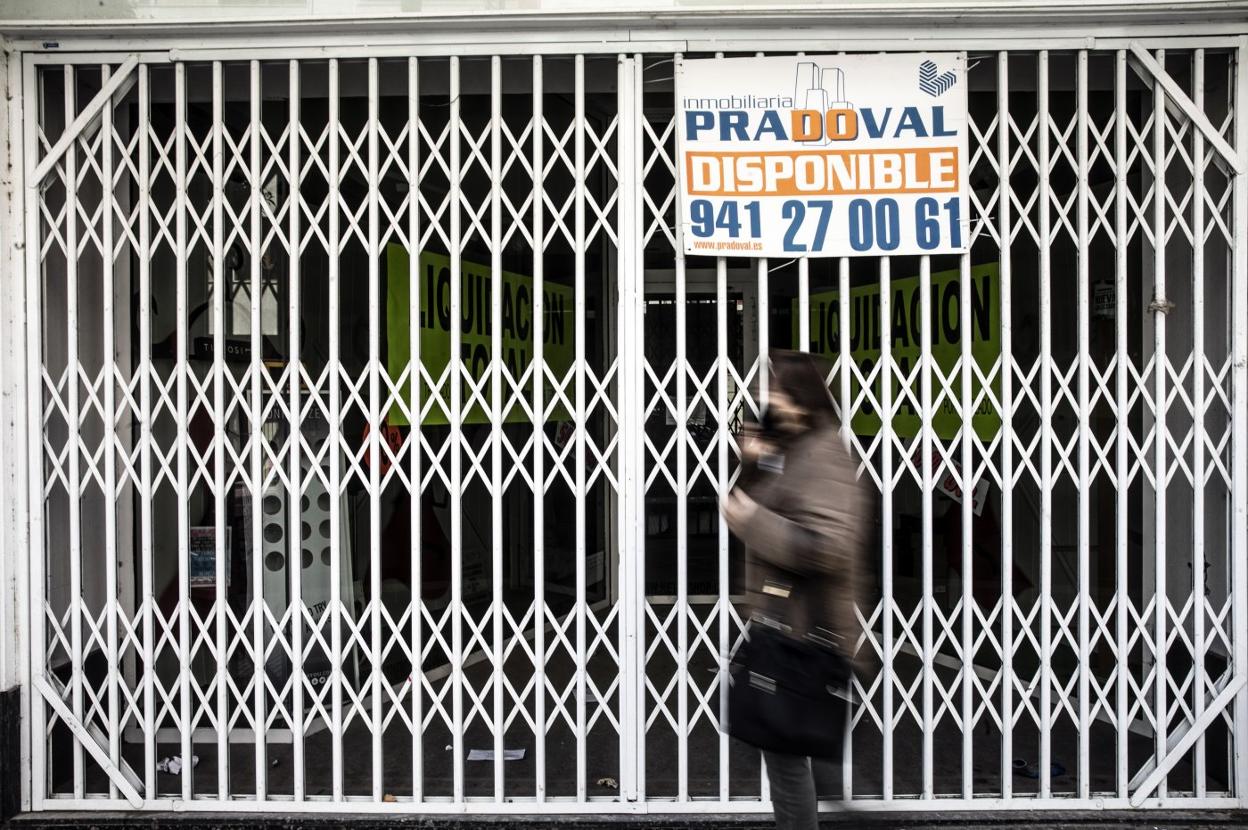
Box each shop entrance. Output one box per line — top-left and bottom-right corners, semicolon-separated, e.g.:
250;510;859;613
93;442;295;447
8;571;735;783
15;38;1248;814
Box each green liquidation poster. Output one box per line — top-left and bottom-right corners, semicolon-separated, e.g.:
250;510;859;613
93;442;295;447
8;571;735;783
386;245;575;426
795;262;1001;441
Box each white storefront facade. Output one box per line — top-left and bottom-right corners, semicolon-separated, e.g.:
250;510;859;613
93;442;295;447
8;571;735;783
0;0;1245;819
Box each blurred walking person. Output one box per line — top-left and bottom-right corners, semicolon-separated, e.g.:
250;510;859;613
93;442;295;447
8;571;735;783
721;350;873;830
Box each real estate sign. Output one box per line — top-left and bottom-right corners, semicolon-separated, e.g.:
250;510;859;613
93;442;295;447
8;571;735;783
677;53;970;258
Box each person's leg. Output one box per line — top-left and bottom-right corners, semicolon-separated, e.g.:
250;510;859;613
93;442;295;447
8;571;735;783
762;751;818;830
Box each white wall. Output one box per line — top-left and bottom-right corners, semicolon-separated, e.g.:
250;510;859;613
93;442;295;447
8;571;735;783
0;42;27;697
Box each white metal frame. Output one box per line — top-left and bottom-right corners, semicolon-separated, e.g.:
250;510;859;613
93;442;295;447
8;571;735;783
2;11;1247;816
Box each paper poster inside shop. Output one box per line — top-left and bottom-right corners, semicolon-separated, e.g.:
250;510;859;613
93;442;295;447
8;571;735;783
796;262;1000;440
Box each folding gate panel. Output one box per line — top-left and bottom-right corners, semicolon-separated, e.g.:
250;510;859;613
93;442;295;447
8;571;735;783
628;45;1246;811
24;51;628;811
18;42;1248;813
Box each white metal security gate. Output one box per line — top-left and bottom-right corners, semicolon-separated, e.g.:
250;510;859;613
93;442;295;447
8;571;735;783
9;29;1248;815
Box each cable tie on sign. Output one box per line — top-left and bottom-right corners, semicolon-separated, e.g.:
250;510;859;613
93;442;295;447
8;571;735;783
1148;297;1175;314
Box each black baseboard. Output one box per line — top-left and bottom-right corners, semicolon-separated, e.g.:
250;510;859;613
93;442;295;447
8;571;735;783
8;811;1248;830
0;686;20;824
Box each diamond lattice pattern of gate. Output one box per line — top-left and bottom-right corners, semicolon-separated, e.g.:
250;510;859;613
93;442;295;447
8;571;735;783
27;48;1244;811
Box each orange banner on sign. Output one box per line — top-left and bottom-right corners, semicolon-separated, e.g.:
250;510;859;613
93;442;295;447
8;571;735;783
684;146;960;197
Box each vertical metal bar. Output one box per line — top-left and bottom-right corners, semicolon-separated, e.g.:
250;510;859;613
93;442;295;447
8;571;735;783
531;53;547;804
798;259;809;352
614;50;633;803
758;254;769;807
673;65;689;804
327;57;344;802
1076;48;1092;801
1038;49;1054;799
838;254;852;801
573;53;588;803
996;49;1015;800
615;51;636;809
175;60;193;803
407;54;423;804
1113;48;1130;802
716;253;729;803
100;61;120;803
1151;47;1169;800
62;63;84;799
959;250;973;800
838;258;850;447
366;56;382;802
880;254;894;802
1190;48;1208;798
210;59;229;799
288;52;306;803
629;52;646;805
711;46;730;804
1231;34;1248;808
449;54;465;803
137;62;156;800
22;52;47;810
489;53;504;803
248;58;267;800
758;259;768;406
21;53;43;809
920;253;933;801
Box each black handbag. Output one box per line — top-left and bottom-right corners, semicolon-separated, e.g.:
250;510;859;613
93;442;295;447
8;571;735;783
725;619;853;759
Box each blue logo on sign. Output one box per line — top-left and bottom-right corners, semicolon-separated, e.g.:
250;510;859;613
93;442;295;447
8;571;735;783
918;60;957;97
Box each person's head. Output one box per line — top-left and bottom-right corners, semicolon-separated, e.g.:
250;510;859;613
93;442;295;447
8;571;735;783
764;350;837;436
